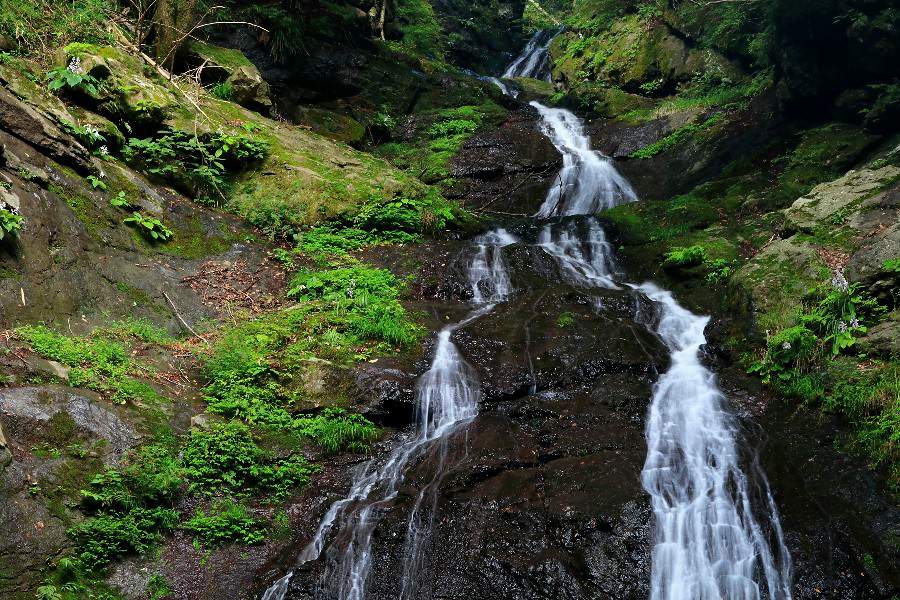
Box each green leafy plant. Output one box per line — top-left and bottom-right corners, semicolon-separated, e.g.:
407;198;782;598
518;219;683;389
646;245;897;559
800;280;884;355
124;128;269;201
0;209;24;239
124;212;173;241
557;312;576;328
46;58;101;96
210;81;234;101
109;191;130;208
87;175;107;190
182;421;312;501
181;500;266;547
287;265;422;347
15;324;161;404
293;408;379;453
662;245;706;268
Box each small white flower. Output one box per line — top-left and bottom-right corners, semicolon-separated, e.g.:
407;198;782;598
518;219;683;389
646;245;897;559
838;321;848;333
850;317;860;328
98;145;109;156
831;269;849;293
67;56;84;75
781;341;791;350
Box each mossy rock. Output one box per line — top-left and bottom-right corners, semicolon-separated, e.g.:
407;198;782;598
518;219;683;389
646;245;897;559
188;40;254;82
784;165;900;232
732;235;830;326
292;106;366;145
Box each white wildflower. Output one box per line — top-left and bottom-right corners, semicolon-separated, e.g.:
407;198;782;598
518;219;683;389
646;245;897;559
781;341;791;350
838;321;848;333
850;317;860;328
67;56;84;75
831;269;849;293
98;145;109;156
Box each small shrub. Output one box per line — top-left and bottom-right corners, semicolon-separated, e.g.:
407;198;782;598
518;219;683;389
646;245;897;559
210;82;234;101
109;191;130;208
293;408;379;453
182;421;312;500
557;312;576;328
182;500;266;547
69;507;179;570
662;245;706;268
0;209;24;239
46;58;102;96
124;212;173;242
124;128;269;201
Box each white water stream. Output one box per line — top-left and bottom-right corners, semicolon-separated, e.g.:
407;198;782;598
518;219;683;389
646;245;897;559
528;97;793;599
261;233;516;600
263;40;792;600
502;28;561;81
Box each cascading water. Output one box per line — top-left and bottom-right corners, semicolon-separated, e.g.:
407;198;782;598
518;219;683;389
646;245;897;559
531;101;637;217
525;93;793;600
502;28;562;81
261;232;517;600
537;218;619;289
263;35;793;600
637;283;792;600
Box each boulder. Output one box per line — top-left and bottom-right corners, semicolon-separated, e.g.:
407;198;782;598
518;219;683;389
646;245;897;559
226;65;273;112
858;312;900;357
845;222;900;298
784;165;900;232
0;85;92;173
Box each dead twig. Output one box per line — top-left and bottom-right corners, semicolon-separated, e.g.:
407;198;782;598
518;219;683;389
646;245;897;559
163;291;209;346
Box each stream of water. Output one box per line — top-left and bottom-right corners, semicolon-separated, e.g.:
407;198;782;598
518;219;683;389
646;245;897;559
522;72;793;600
501;28;561;81
263;34;792;600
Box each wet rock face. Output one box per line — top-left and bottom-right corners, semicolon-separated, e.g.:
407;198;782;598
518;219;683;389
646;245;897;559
274;231;667;599
449;106;561;215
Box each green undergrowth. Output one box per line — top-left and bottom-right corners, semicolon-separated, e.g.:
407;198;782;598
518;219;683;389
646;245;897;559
747;282;898;486
182;500;266;549
199;262;417;437
374;103;506;184
0;0;115;61
15;321;171;404
630;113;725;159
123;127;270;203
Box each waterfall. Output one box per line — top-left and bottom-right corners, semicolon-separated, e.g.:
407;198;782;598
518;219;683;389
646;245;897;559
537;218;619;289
261;232;516;600
531;101;637;216
528;98;793;599
637;283;793;600
469;229;518;303
502;28;562;81
262;34;792;600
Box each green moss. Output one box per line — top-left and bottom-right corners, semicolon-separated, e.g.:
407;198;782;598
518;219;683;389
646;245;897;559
189;40;253;69
157;217;234;260
769;123;878;209
15;324;166;405
630;113;725;159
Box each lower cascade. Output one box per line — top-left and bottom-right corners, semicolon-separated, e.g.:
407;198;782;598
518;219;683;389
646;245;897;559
263;52;792;600
637;283;793;600
261;233;515;600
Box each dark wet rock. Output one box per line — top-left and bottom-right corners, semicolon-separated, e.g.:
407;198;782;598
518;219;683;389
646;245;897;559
0;387;137;461
353;363;418;425
449;105;560;215
757;395;900;598
588;94;783;201
0;85;92;174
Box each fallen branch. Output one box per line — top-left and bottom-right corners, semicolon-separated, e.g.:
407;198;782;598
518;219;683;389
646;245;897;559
163;291;209;346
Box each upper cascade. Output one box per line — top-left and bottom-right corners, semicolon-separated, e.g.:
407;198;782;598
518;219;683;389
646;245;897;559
502;27;562;82
530;101;638;217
